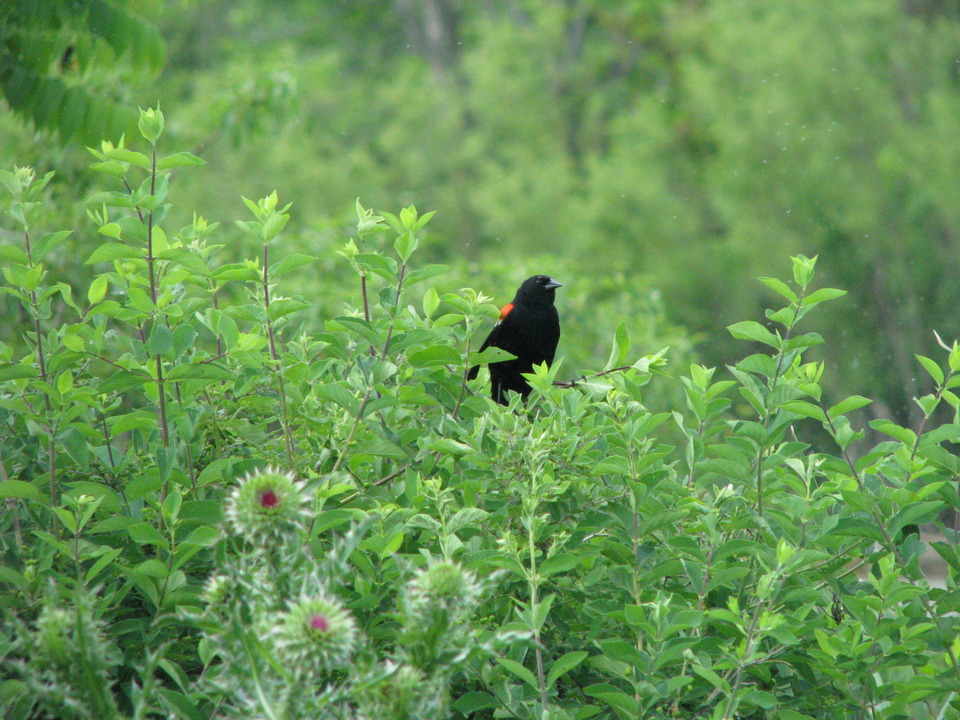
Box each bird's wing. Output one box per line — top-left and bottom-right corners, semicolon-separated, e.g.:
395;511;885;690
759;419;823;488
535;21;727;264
467;302;517;380
466;319;504;380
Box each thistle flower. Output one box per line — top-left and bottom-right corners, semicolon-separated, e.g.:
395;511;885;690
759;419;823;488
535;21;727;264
224;467;309;541
272;595;358;676
402;560;482;630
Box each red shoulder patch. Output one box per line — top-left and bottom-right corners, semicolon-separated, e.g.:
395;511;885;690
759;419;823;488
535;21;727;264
499;303;514;320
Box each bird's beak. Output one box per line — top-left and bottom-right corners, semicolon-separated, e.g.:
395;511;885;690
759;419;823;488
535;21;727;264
544;277;563;290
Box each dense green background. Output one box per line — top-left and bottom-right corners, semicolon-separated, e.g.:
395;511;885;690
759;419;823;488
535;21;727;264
3;0;960;423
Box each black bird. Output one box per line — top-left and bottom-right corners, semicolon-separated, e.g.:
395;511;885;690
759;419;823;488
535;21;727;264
467;275;562;404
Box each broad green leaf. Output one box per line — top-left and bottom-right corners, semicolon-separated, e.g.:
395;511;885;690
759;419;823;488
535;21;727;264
801;287;847;307
870;419;917;446
758;276;797;302
727;320;779;348
166;363;234;381
780;400;827;422
88;275;108;305
157;151;205;171
269;253;315;278
583;685;640;716
408;344;461;367
827;395;872;419
451;692;498;714
605;321;631;370
546;651;589;687
105;147;151;168
128;522;169;548
422;286;440;318
916;354;944;386
0;364;38;381
539;553;578;578
692;663;730;693
496;658;538;690
158;248;210;276
0;480;44;502
146;323;174;356
85;242;143;264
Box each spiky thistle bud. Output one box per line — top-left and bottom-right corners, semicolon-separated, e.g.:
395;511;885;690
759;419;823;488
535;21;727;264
201;573;231;607
224;467;309;542
35;607;75;666
271;595;358;676
402;560;481;632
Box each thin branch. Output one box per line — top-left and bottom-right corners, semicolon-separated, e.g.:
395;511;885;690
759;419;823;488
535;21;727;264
551;365;635;388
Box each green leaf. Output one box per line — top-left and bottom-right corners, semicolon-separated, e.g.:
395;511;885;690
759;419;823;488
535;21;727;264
166;363;234;381
85;548;122;583
599;639;644;667
496;658;539;690
827;395;872;419
741;690;778;709
32;231;72;262
0;245;29;264
451;693;498;714
404;263;448;287
88;275;108;305
146;323;174;356
758;276;797;303
916;355;945;386
157;152;205;171
791;254;817;288
269;253;315;278
546;651;589;687
801;287;847;307
181;526;220;546
0;480;44;502
870;419;917;446
85;243;143;264
605;321;631;370
422;287;440;318
779;400;827;422
583;685;640;716
692;663;730;693
539;553;578;578
157;248;210;276
0;364;38;381
105;147;151;169
266;298;310;321
394;230;418;263
135;559;169;578
727;320;779;348
428;438;473;456
408;344;461;367
127;522;169;548
469;346;517;365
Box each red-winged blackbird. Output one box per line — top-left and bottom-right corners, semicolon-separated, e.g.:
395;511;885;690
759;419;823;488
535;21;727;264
467;275;563;405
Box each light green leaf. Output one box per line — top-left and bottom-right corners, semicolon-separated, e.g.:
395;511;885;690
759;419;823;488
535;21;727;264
727;320;779;347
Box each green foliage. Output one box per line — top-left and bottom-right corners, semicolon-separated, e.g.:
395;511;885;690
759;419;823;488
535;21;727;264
143;0;960;425
3;112;960;720
0;0;164;145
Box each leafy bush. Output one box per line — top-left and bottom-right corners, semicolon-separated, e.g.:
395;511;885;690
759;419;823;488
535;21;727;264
1;108;959;719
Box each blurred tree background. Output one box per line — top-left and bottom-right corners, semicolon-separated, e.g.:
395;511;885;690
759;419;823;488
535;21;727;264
3;0;960;425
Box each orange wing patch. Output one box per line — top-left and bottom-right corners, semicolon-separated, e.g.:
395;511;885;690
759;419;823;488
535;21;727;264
499;303;514;320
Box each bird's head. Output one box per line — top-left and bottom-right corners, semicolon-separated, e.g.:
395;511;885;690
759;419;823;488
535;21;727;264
515;275;563;305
